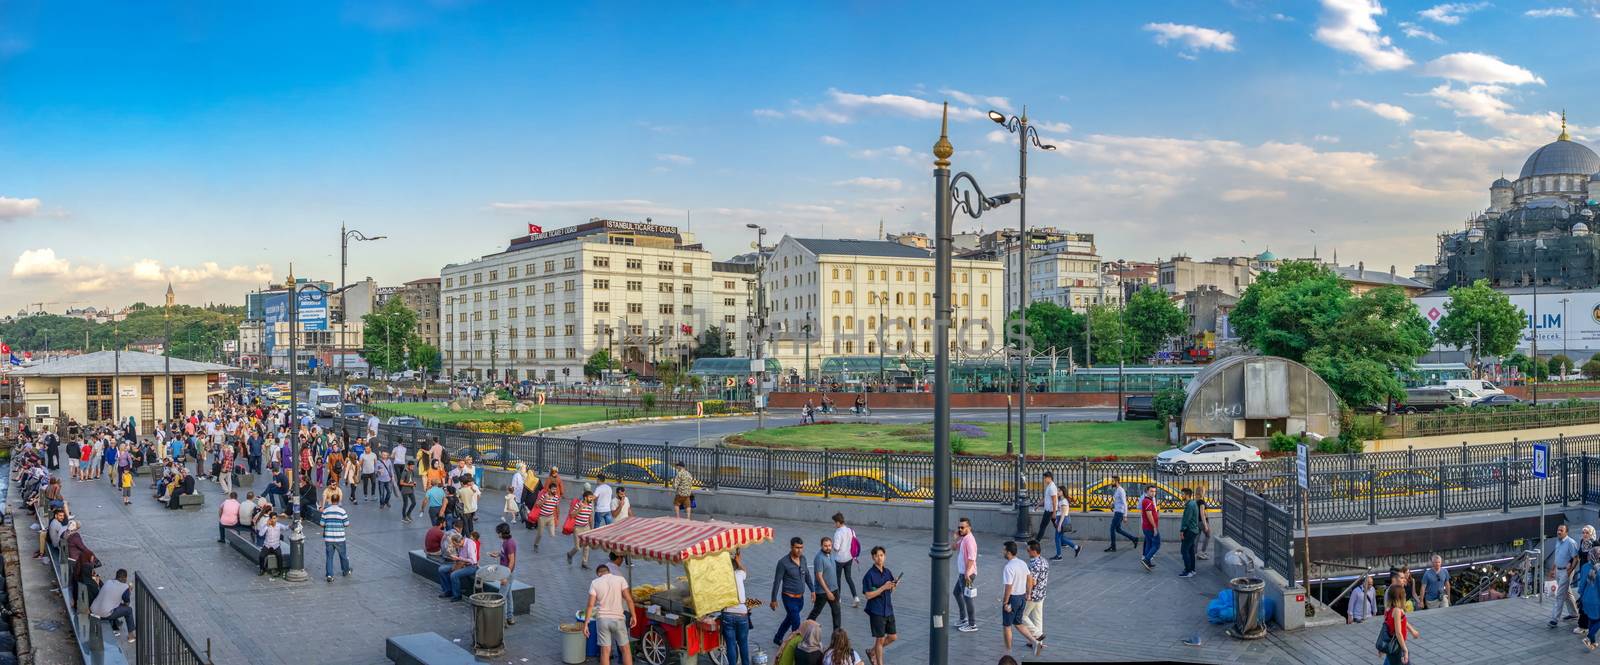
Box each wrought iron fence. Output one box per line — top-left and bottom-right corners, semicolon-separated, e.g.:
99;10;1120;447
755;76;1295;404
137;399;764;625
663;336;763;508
134;572;212;665
1221;481;1295;583
1386;404;1600;438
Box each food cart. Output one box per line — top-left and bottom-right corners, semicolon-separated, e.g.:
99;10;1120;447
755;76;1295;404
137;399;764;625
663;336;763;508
577;517;772;665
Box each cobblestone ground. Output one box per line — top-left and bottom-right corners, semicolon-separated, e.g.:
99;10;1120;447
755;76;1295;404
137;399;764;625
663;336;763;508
39;471;1594;664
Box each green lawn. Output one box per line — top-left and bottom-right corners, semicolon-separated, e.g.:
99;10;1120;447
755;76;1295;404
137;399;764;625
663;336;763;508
373;402;616;432
729;420;1168;458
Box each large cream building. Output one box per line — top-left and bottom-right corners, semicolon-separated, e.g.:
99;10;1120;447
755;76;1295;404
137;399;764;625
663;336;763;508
760;237;1006;380
440;220;752;382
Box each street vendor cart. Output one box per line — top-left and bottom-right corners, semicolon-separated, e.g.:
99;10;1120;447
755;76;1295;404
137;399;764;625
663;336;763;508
577;516;773;665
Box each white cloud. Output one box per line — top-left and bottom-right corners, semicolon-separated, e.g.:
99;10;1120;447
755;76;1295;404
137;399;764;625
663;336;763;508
1314;0;1412;70
1397;21;1442;42
834;177;904;191
11;248;68;277
820;135;847;146
1220;188;1288;202
752;109;784;119
1422;52;1544;85
1341;99;1415;124
1418;2;1489;24
789;105;850;124
939;88;1013;113
1272;12;1294;21
0;197;41;221
1034;121;1072;133
131;259;164;282
852;145;915;160
655;153;695;166
1313;134;1341;143
1424;83;1561;141
1525;7;1577;17
826;89;986;121
939;88;979;106
1142;22;1238;54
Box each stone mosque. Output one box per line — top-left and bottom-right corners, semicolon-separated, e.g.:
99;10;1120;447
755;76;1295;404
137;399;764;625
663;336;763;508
1431;114;1600;292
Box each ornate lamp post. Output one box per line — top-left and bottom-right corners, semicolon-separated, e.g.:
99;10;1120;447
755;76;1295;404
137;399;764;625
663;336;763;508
285;274;356;583
339;224;386;396
929;103;1018;665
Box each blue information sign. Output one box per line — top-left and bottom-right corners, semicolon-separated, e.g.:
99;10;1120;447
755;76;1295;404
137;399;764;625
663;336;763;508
1533;443;1549;479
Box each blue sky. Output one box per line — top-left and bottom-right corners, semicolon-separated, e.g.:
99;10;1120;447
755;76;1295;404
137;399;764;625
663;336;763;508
2;0;1597;311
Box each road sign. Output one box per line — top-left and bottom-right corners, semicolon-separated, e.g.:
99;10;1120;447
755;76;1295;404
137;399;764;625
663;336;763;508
724;377;735;389
746;376;756;387
537;392;546;406
1296;444;1309;489
696;401;704;417
1533;443;1549;479
1039;414;1049;433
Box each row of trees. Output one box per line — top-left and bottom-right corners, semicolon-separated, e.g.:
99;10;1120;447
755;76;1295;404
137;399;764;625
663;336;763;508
360;299;441;376
0;304;245;362
1008;286;1188;366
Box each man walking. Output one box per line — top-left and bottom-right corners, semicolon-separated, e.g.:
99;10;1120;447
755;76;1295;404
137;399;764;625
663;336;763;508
1421;555;1450;610
999;541;1043;656
397;460;418;523
670;461;696;520
861;546;898;665
1105;476;1139;552
322;492;352;583
1022;541;1050;648
953;516;979;632
1551;523;1581;628
1178;487;1199;578
374;451;393;509
584;564;639;665
1138;486;1161;572
1034;471;1060;542
593;473;615;527
769;537;813;646
831;512;862;607
807;536;842;632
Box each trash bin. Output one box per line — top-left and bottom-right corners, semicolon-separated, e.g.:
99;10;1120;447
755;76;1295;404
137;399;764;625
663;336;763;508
469;592;506;657
1228;577;1267;640
559;623;587;664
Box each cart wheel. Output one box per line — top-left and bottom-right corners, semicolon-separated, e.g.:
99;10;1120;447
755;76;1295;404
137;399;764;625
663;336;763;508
639;626;669;665
705;644;728;665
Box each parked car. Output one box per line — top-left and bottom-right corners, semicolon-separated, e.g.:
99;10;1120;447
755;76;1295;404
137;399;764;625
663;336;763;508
798;469;932;501
593;458;674;485
1393;387;1473;413
1155;438;1262;474
1472;394;1523;408
340;403;365;419
1124;395;1157;420
384;415;421;428
1081;476;1191;512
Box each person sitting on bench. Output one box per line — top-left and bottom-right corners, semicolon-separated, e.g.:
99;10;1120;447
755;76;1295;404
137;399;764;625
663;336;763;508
165;468;195;510
258;513;285;576
89;569;135;639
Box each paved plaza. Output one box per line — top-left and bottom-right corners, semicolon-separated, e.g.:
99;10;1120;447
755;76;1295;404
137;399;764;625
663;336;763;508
24;467;1600;665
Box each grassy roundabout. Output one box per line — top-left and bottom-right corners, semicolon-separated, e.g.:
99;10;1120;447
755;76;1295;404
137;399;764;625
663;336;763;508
727;419;1167;458
373;401;617;431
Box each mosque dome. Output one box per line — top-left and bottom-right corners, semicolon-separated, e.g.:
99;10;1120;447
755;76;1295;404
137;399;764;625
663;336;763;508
1493;177;1513;188
1520;116;1600;178
1255;249;1277;262
1466;228;1485;242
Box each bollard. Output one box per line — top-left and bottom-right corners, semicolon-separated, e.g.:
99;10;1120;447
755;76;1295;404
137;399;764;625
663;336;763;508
1437;460;1446;520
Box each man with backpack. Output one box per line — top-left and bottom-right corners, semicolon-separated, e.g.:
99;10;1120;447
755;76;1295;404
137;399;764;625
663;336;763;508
831;513;863;607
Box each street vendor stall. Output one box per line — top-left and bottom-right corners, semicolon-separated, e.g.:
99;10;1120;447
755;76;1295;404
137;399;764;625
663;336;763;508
577;517;773;665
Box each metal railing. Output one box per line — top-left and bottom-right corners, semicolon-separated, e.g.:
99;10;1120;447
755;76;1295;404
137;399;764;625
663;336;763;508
1221;481;1295;583
1378;403;1600;438
133;572;212;665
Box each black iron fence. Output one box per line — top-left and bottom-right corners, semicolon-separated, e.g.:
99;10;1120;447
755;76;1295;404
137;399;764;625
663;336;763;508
1355;403;1600;438
133;572;212;665
1221;481;1296;583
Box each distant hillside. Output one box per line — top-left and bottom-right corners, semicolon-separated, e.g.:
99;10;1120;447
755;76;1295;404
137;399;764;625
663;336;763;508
0;304;244;362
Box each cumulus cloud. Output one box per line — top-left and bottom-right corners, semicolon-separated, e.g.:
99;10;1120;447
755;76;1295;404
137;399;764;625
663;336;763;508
820;135;847;146
938;89;1013;112
834;177;904;191
1422;52;1545;85
1525;7;1577;17
1340;99;1415;124
1220;188;1289;202
1314;0;1412;70
655;153;695;166
1424;83;1561;142
11;248;68;277
0;197;41;221
1142;22;1238;55
1418;2;1489;24
1397;21;1442;42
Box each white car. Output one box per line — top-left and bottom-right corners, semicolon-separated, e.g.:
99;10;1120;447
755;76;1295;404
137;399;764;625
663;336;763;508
1156;438;1262;475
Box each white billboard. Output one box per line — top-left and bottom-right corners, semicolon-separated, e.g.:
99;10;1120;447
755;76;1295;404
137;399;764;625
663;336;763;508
1413;290;1600;352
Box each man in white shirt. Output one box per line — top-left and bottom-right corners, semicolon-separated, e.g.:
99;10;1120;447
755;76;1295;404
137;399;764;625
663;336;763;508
593;474;615;527
585;564;640;665
1105;475;1140;552
999;541;1043;656
831;512;862;607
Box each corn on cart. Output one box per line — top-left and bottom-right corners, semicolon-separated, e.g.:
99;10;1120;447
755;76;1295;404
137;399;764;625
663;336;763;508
577;516;773;665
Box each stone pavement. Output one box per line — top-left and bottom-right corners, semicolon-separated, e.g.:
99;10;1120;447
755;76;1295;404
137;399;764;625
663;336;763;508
36;470;1596;665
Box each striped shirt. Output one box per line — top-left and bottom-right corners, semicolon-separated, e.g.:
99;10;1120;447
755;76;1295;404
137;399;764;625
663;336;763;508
571;500;594;528
321;506;350;542
537;491;560;517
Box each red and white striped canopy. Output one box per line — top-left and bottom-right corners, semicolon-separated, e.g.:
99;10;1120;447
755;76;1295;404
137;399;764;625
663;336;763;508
577;517;773;563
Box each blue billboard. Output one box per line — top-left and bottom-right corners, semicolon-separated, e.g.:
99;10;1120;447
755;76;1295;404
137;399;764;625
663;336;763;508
297;289;328;331
262;292;288;357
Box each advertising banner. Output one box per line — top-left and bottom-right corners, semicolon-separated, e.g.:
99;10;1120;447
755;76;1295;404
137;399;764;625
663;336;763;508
297;289;328;331
1412;291;1600;353
262;292;289;357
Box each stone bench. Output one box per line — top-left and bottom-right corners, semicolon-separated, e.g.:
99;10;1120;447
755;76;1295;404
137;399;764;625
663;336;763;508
178;493;205;511
385;632;478;665
406;550;533;616
223;527;282;570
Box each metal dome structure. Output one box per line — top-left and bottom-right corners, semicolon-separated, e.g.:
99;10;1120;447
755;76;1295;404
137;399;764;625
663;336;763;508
1519;139;1600;178
1180;355;1339;441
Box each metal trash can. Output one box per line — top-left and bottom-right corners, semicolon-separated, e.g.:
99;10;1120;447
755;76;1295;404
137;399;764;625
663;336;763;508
559;623;586;664
469;592;506;657
1228;577;1267;640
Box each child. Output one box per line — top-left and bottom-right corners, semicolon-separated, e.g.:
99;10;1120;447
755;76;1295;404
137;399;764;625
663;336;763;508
502;486;518;523
120;467;133;505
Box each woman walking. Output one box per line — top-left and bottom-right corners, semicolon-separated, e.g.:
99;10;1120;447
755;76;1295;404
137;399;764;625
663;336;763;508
1380;584;1418;665
1579;545;1600;650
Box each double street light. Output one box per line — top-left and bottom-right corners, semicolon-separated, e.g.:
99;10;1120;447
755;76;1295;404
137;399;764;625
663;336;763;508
929;103;1018;665
747;223;770;428
339;224;386;398
284;270;357;583
989;106;1057;541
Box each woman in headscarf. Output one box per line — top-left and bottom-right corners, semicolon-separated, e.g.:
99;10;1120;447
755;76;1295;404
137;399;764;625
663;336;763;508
778;619;824;665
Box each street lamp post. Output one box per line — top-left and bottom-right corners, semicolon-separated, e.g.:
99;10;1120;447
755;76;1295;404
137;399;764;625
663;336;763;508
804;314;812;389
164;283;173;426
990;106;1057;541
747;224;768;429
930;103;1018;665
878;292;888;389
285;273;355;583
1561;297;1571;379
339;224;386;396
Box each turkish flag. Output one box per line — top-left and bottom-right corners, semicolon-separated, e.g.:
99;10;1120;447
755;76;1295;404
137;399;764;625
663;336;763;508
681;324;693;335
0;343;9;355
528;223;543;235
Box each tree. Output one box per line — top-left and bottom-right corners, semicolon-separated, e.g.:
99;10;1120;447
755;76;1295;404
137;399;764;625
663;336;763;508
1122;287;1187;363
360;299;419;375
654;360;688;392
1231;260;1432;407
1433;279;1526;375
1084;305;1125;366
1551;354;1575;378
1583;359;1600;379
694;326;729;359
1008;302;1085;361
584;349;619;379
409;343;442;376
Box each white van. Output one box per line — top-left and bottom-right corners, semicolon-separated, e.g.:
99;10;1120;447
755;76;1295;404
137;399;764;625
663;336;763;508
1442;379;1504;398
308;387;341;417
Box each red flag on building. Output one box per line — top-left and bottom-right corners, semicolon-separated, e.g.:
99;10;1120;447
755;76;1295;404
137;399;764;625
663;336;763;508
0;343;10;355
680;324;693;335
528;223;543;235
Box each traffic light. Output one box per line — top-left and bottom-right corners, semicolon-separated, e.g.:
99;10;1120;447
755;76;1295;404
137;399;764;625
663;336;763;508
562;367;570;376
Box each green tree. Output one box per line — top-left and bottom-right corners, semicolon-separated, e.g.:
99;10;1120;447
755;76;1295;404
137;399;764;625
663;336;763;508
1008;301;1086;360
1122;287;1187;363
584;349;619;379
1231;261;1350;362
1583;359;1600;379
1551;354;1575;378
694;326;728;359
1084;305;1125;366
1433;279;1526;375
360;299;419;375
654;360;687;392
409;343;442;376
